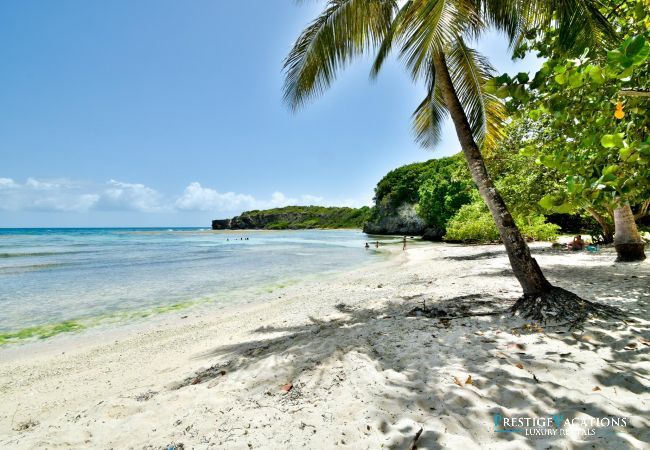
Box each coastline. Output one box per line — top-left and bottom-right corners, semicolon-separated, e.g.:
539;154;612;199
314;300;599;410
0;228;384;345
1;242;648;449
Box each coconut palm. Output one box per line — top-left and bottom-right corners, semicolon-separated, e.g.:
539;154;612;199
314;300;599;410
283;0;620;325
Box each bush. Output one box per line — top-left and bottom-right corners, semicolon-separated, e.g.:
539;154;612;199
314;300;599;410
444;199;560;243
517;214;561;242
444;201;500;243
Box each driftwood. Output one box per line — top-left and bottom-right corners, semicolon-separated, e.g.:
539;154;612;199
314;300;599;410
408;427;423;450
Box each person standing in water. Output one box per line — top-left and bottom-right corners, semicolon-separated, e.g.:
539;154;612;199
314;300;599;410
402;236;407;250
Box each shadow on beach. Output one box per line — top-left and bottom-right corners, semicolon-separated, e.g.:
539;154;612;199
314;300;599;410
175;259;650;449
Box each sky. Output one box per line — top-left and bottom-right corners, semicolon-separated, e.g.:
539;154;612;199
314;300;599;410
0;1;542;227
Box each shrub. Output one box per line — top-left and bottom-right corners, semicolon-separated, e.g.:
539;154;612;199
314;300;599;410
517;214;561;242
444;201;500;243
445;199;560;243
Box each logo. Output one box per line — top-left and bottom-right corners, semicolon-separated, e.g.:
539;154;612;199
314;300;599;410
493;414;629;438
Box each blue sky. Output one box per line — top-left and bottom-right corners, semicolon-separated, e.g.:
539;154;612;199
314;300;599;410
0;1;541;227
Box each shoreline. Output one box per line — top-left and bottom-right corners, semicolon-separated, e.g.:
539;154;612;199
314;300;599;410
0;244;398;357
1;242;648;449
0;228;393;347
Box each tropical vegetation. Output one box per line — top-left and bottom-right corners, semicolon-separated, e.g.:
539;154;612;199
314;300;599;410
213;206;373;230
285;0;637;326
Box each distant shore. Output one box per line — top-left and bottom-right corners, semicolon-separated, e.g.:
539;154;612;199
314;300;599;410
1;242;648;449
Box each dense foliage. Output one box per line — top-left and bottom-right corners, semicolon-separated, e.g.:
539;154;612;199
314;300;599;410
416;158;473;230
370;154;473;230
235;206;372;230
373;154;469;208
445;193;560;243
491;0;650;238
369;134;563;242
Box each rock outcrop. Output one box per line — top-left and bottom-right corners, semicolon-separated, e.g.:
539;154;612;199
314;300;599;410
362;203;443;240
212;206;371;230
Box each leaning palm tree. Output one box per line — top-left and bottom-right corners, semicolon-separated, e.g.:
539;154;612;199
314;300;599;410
284;0;622;326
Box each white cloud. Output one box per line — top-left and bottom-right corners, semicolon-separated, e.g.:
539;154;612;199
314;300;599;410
175;182;257;212
0;177;99;212
0;177;371;214
94;180;168;213
0;178;18;188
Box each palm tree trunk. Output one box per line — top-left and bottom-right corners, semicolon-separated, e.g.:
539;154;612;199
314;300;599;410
614;203;646;262
432;52;552;295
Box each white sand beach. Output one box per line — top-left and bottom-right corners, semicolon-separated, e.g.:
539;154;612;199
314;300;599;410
1;242;648;449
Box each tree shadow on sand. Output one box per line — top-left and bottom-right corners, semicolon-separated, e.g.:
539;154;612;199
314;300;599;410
171;264;650;449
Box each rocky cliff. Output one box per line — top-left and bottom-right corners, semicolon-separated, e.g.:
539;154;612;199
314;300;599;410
212;206;372;230
362;203;443;240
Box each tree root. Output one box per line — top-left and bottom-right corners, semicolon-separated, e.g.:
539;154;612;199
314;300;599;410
510;286;624;330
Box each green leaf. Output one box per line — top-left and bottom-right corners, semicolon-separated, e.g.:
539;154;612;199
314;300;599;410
484;78;498;94
568;72;583;88
495;86;510;99
519;146;535;157
601;133;625;148
625;36;646;58
512;85;528;101
601;135;615;148
539;195;557;210
554;203;575;214
554;72;567;85
602;165;618;176
586;65;604;84
567;176;576;193
616;66;636;79
495;74;511;84
516;72;529;84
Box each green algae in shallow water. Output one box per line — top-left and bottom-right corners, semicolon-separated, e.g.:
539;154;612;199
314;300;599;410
0;320;86;345
263;279;299;293
0;301;199;346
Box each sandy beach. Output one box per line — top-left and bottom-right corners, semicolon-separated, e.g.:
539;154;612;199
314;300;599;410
1;241;648;449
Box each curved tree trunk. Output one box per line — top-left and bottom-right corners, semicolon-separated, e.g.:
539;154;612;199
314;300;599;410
634;198;650;221
614;203;646;262
586;207;614;244
432;52;552;295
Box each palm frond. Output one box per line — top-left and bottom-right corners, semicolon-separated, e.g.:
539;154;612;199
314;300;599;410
475;0;616;53
370;0;414;79
398;0;482;80
412;59;448;147
283;0;398;110
549;0;617;52
446;38;506;151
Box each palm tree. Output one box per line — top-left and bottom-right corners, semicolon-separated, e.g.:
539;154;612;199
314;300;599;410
283;0;621;325
614;203;647;262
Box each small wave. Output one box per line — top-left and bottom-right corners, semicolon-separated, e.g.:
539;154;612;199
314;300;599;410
0;262;70;274
0;251;86;258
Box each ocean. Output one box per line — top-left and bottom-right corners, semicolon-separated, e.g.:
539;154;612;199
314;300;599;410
0;228;386;343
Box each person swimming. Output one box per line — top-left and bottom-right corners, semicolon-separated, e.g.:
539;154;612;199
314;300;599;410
365;242;369;249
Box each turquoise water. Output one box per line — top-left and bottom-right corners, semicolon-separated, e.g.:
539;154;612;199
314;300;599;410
0;228;382;341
